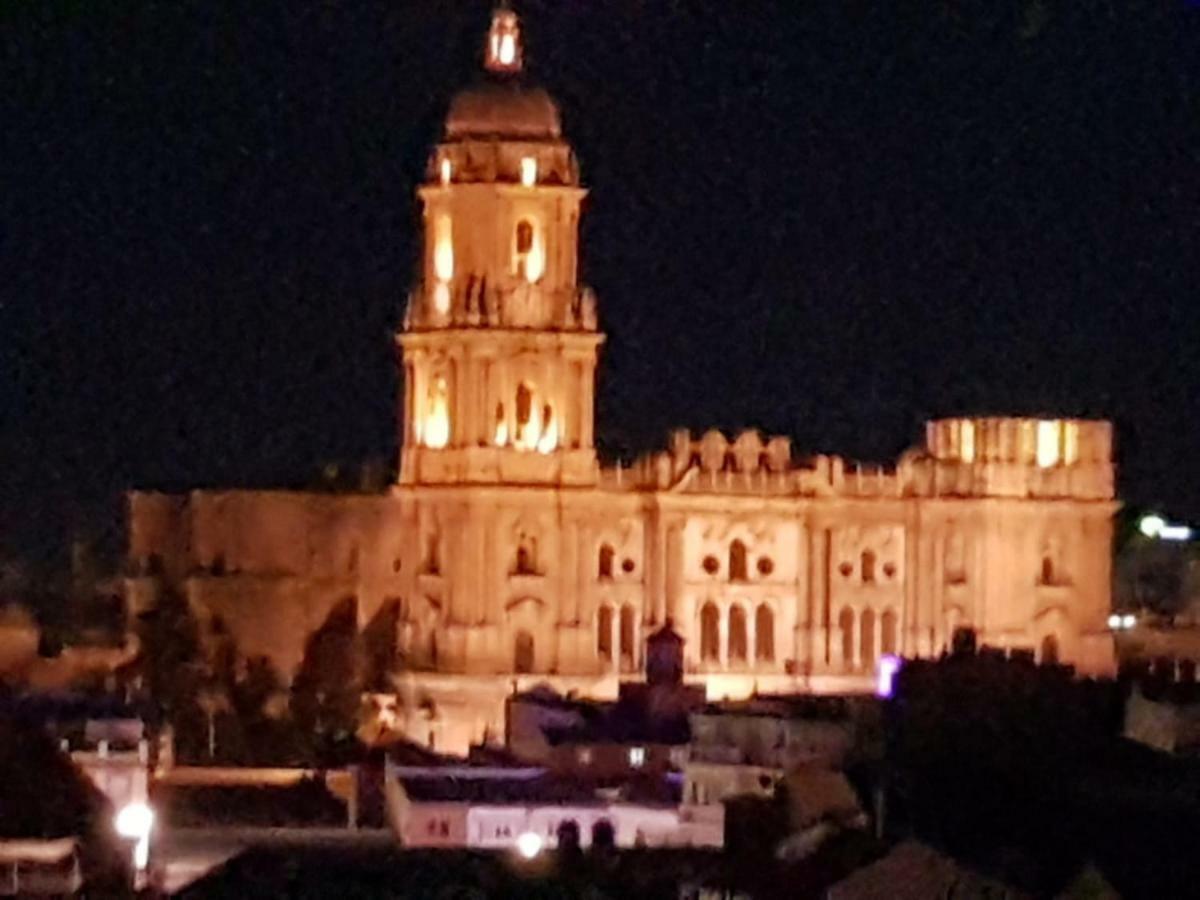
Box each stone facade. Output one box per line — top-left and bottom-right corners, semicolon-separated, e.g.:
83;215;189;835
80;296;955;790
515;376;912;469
125;10;1117;754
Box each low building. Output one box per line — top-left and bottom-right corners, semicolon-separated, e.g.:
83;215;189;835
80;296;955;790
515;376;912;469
683;695;870;805
385;762;722;850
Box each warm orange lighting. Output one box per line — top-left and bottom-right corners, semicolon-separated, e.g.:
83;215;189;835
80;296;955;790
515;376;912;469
520;156;537;187
434;215;454;282
433;281;451;315
960;421;975;463
423;376;450;449
1063;422;1079;465
524;235;544;283
536;405;558;454
439;158;452;185
1036;420;1060;468
485;9;522;74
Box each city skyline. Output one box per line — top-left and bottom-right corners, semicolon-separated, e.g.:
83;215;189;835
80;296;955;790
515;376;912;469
3;1;1198;566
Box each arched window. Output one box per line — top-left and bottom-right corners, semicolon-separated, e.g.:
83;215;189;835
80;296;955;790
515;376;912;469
516;220;534;254
860;609;876;667
514;630;534;673
728;605;748;663
1040;634;1060;665
619;604;636;663
839;607;855;668
729;540;748;582
861;550;876;584
881;609;898;656
515;536;537;575
597;605;613;660
755;604;775;662
598;544;615;579
700;602;720;662
516;383;533;429
1040;555;1055;586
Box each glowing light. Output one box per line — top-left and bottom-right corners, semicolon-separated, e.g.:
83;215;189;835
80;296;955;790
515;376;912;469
1063;422;1079;465
485;10;522;73
876;655;901;698
1139;514;1166;538
498;34;516;65
516;831;542;859
439;158;452;185
960;421;975;463
1107;614;1121;629
520;156;537;187
629;746;646;767
536;406;558;454
1035;420;1060;468
433;281;451;315
1161;525;1195;541
115;803;154;871
434;215;454;282
494;418;508;447
524;236;544;283
1121;613;1137;629
424;376;450;449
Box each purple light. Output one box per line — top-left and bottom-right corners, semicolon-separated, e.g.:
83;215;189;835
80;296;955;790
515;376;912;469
876;655;901;698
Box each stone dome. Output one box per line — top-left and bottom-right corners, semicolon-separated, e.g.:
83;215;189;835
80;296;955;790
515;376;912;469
445;81;562;141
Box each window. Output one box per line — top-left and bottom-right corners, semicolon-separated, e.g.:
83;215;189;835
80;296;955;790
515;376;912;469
702;555;720;576
597;606;613;660
861;549;876;584
619;604;636;662
520;156;537;187
755;604;775;662
700;602;720;662
629;746;646;767
577;747;592;765
839;607;855;667
728;605;748;662
729;540;748;581
756;556;774;577
515;535;537;575
1041;555;1055;586
516;220;534;254
423;375;450;449
514;630;534;674
1040;634;1060;665
621;558;635;574
424;535;440;575
860;609;876;667
598;544;615;579
881;609;898;656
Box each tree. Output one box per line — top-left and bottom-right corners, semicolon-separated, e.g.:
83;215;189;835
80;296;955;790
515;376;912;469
134;586;208;759
290;597;362;763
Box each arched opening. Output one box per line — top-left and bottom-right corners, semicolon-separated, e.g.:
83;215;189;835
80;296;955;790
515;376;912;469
619;604;636;666
700;602;720;662
729;540;748;582
860;609;876;668
514;630;534;674
597;606;613;660
1040;555;1055;586
423;374;450;449
598;544;615;579
516;219;534;254
728;605;748;663
861;549;877;584
556;819;580;853
881;609;898;656
1040;634;1060;665
755;604;775;662
515;536;537;575
839;607;855;668
591;819;615;850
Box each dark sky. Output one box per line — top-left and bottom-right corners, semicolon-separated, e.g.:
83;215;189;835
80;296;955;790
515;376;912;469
3;0;1199;565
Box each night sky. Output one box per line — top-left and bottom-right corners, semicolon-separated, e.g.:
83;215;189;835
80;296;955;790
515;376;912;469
3;1;1199;566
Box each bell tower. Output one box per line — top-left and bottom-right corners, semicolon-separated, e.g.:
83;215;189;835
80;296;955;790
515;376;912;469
397;7;603;487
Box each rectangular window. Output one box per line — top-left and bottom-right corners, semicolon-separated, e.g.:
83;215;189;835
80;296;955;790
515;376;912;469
629;746;646;767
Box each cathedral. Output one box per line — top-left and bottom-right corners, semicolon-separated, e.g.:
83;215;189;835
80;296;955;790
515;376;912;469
126;9;1118;754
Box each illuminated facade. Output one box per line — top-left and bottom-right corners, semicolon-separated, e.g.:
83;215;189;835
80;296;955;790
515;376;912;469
126;10;1118;754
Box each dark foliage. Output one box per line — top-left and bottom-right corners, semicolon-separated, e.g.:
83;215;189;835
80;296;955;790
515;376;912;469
290;597;363;764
